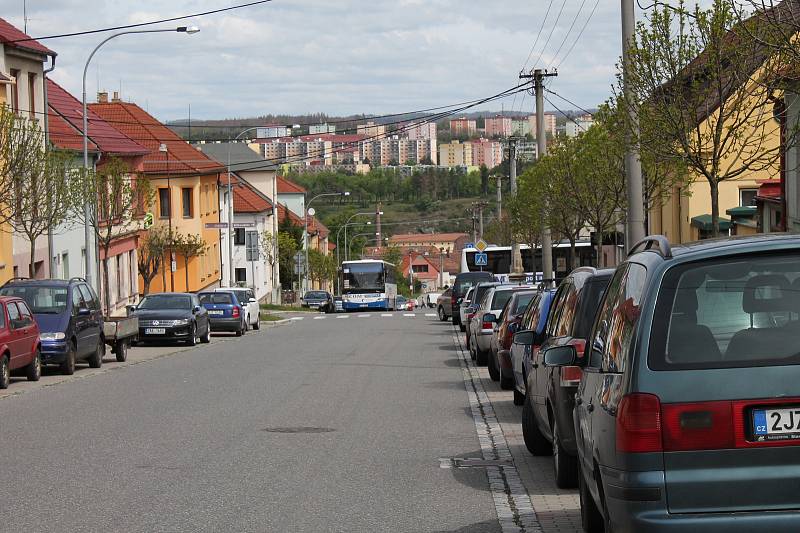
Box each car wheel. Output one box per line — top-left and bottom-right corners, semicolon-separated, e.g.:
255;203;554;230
522;394;552;456
235;325;243;337
500;371;514;391
0;355;9;389
26;348;41;381
187;323;198;346
88;340;104;368
579;469;605;533
242;318;248;335
200;325;211;344
553;421;578;489
60;343;76;375
115;341;127;363
475;344;488;366
459;324;466;332
253;312;261;330
488;350;500;381
437;306;446;322
513;388;525;406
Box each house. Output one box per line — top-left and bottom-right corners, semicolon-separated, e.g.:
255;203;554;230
0;18;56;279
388;232;469;254
276;176;306;218
90;98;224;293
46;83;149;315
400;249;446;291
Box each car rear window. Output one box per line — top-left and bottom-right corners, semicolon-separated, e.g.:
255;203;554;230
650;252;800;370
512;292;535;315
491;290;514;310
574;278;611;339
200;293;233;305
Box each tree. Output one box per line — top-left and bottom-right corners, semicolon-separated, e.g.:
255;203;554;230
138;226;171;295
173;232;208;291
480;164;490;195
278;232;299;290
620;0;787;236
68;158;153;313
0;113;73;277
308;249;336;288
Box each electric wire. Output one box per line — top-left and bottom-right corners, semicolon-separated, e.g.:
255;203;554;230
553;0;600;70
546;0;589;70
510;0;555;113
543;94;587;133
531;0;569;73
544;88;595;117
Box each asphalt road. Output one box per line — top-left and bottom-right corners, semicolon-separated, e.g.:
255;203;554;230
0;314;503;533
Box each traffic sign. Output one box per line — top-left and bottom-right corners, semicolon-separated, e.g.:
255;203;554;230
143;212;154;230
475;239;488;252
205;223;228;230
233;222;256;229
474;253;488;266
465;242;475;249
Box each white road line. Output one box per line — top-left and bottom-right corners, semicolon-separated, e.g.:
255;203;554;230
336;315;349;319
381;314;393;317
425;313;437;317
290;317;304;321
313;316;326;320
403;313;415;317
358;314;371;318
451;328;541;533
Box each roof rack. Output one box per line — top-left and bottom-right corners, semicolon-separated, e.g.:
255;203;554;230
1;276;30;287
69;277;87;283
629;235;673;259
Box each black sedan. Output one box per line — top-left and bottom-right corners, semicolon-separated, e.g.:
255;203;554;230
129;293;211;345
301;291;334;313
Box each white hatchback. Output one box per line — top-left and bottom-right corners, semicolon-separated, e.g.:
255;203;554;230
214;287;260;331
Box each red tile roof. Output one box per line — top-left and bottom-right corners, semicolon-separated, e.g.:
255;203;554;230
277;203;305;227
46;79;147;156
0;18;54;56
90;101;224;175
226;173;273;214
307;215;329;238
389;233;469;244
277;176;306;194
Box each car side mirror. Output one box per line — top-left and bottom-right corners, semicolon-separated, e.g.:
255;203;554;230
513;330;535;345
78;307;91;316
543;345;578;367
126;305;137;316
193;305;201;314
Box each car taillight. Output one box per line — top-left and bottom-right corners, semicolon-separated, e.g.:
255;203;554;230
616;393;663;453
452;295;457;307
569;339;586;359
482;321;493;329
560;366;583;387
661;401;734;451
232;306;240;318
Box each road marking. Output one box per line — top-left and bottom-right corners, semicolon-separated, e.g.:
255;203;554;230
336;316;349;319
381;314;393;317
358;314;371;318
403;313;415;317
425;313;437;317
313;316;326;320
451;327;541;533
290;317;304;321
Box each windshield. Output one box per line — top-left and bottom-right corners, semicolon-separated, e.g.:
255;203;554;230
199;293;233;305
138;294;192;310
305;292;328;299
512;292;535;315
343;263;384;293
0;286;68;314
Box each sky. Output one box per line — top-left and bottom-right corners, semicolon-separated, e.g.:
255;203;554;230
4;0;632;122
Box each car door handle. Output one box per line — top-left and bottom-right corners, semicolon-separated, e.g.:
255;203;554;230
575;396;583;405
586;403;594;413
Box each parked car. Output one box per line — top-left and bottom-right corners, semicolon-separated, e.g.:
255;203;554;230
0;277;105;375
511;288;556;406
129;292;210;345
0;296;41;389
452;272;494;327
199;291;246;336
458;287;475;332
301;291;334;313
333;296;344;313
469;285;528;365
436;288;453;321
395;295;408;311
543;234;800;532
425;292;441;309
215;287;260;330
519;267;612;489
464;282;501;347
488;289;537;389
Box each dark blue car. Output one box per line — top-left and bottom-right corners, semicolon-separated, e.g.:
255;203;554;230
510;288;556;406
0;277;105;375
198;291;246;336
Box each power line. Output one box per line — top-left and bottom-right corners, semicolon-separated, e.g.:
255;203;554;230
510;0;555;113
6;0;275;44
543;94;587;133
531;0;569;71
554;0;600;70
547;0;589;69
544;88;595;117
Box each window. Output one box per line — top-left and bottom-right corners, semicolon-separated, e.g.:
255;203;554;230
245;231;259;261
182;187;193;218
740;188;758;207
0;304;5;329
159;188;170;218
235;268;247;283
79;284;99;310
17;301;32;325
27;73;36;119
234;228;246;246
61;252;69;280
7;302;20;326
9;69;19;112
129;251;137;297
412;264;429;273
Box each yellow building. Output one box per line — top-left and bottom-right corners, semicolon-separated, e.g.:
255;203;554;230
0;73;14;284
438;141;474;167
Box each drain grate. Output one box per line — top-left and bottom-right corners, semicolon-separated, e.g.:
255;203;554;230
439;457;514;469
261;427;336;434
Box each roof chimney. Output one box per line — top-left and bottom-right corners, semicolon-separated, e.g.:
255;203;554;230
112;91;121;102
97;92;108;104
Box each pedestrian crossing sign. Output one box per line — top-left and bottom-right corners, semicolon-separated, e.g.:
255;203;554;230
475;253;488;266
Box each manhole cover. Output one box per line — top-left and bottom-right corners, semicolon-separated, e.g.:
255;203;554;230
261;427;336;434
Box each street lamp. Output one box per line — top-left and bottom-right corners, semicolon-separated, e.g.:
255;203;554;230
304;191;349;293
81;25;199;289
339;211;383;263
350;232;378;259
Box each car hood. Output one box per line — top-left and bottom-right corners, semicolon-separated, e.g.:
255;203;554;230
132;309;194;320
33;313;67;334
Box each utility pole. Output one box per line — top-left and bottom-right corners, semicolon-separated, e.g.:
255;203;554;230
520;68;557;285
495;175;502;220
376;202;382;245
622;0;646;250
471;201;488;241
508;137;523;275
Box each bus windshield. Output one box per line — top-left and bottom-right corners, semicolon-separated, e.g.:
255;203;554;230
343;263;385;293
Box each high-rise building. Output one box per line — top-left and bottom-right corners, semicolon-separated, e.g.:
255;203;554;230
527;113;557;138
566;115;594;138
309;123;336;134
438;141;474;167
484;115;513;138
471;139;504;169
450;117;477;136
357;121;386;138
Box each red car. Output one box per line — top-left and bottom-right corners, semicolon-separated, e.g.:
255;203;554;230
0;296;41;389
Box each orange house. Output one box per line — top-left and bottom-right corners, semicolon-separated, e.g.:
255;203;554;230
91;96;223;293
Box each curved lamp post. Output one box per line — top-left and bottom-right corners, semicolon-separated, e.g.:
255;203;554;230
304;191;349;292
82;25;199;288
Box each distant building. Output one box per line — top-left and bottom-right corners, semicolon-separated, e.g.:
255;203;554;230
511;118;532;137
526;113;557;138
389;233;470;254
257;124;291;139
566;115;594;138
309;123;336;134
450;117;477;136
407;122;437;164
471;138;503;169
357;121;386;138
438;141;473;167
484;115;513;138
514;141;538;162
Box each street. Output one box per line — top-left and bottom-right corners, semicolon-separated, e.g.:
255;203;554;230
0;313;580;533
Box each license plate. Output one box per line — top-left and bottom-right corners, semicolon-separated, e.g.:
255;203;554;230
753;406;800;441
309;303;319;308
145;328;166;335
208;310;224;316
360;304;368;308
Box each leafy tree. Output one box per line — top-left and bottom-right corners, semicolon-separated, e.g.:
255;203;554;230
308;248;337;288
480;164;490;195
173;232;208;291
138;226;171;295
278;232;299;290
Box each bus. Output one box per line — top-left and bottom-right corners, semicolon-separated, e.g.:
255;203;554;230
340;260;398;311
460;242;597;283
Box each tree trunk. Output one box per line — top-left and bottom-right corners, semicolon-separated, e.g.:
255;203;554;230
710;179;720;238
160;253;167;292
184;255;189;291
569;237;576;272
102;255;111;315
28;236;36;278
143;276;151;296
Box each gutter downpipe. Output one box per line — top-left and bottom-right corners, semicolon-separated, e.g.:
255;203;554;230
43;53;57;278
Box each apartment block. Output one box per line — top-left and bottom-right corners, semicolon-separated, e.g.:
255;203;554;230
527;113;557;138
484;115;512;138
257;124;291;139
309;123;336;134
566;115;595;138
438;141;473;168
511;118;532;137
357;121;386;138
450;117;477;136
471;139;503;169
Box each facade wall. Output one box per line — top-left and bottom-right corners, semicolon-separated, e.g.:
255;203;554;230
0;79;12;284
484;116;512;138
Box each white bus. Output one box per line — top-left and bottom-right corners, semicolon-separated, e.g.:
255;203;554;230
340;260;398;311
460;242;596;283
